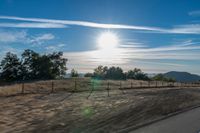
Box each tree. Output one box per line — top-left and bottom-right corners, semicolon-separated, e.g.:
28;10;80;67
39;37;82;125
153;74;176;82
21;49;40;80
84;73;93;77
70;69;79;77
21;50;68;80
93;65;107;79
0;52;22;82
0;49;68;82
126;68;149;80
48;52;68;79
104;66;126;80
126;70;136;79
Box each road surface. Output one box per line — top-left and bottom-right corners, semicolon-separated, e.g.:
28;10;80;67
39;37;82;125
131;107;200;133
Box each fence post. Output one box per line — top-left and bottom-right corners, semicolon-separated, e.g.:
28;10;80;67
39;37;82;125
51;81;54;93
119;81;125;94
140;82;142;88
21;83;24;94
87;81;94;99
131;82;133;89
107;81;110;97
148;81;150;87
74;80;77;92
156;81;158;88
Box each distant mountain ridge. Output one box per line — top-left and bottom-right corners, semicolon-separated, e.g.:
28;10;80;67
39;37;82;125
164;71;200;82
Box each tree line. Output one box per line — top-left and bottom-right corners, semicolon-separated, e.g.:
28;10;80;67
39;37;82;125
0;49;67;82
0;49;175;82
81;65;149;80
75;66;175;82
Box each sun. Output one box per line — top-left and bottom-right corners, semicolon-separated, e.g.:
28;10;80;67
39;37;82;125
97;31;119;50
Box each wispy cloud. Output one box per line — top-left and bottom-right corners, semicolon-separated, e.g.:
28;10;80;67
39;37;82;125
0;15;162;31
63;39;200;73
29;33;55;44
0;30;27;43
188;10;200;16
45;43;66;51
169;24;200;34
1;15;200;34
0;30;55;45
0;22;67;28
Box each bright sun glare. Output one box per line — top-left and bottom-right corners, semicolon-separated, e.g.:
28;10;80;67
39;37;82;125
97;31;119;50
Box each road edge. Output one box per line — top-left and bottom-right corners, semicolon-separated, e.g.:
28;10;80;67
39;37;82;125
118;104;200;133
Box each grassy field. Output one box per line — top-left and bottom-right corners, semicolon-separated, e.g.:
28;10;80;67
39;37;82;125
0;78;198;97
0;79;200;133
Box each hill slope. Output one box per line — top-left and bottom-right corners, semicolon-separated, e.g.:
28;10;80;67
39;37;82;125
164;71;200;82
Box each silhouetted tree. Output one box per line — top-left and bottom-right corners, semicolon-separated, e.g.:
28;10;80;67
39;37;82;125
0;52;22;82
126;68;149;80
93;65;107;79
153;74;175;82
70;69;79;77
21;49;40;80
48;52;68;79
104;66;126;80
84;73;93;77
0;49;68;82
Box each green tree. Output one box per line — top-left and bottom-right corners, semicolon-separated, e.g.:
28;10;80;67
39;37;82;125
126;68;149;80
48;52;68;79
0;52;22;82
84;72;93;77
0;49;68;82
105;66;126;80
21;50;68;80
153;74;175;82
21;49;40;80
93;65;107;79
70;69;79;77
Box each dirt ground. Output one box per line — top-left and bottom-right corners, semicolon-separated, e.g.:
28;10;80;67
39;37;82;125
1;87;200;133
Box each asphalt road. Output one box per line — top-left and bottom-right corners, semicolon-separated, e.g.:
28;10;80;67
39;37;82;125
131;107;200;133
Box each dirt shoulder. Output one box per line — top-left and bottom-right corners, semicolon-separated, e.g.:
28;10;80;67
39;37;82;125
1;87;200;133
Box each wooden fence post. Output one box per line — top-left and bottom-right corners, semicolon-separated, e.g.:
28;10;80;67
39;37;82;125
131;82;133;89
156;81;158;88
51;81;54;93
119;81;125;94
148;81;150;87
21;83;24;94
140;82;142;88
87;81;94;99
74;80;77;92
107;82;110;97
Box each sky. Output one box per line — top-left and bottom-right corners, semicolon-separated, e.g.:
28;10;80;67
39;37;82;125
0;0;200;74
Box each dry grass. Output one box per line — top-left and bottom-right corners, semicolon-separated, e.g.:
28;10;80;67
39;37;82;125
1;79;200;133
0;78;198;97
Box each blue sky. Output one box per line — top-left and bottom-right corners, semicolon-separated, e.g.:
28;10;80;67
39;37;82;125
0;0;200;74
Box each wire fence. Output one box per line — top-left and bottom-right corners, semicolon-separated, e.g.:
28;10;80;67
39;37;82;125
0;78;200;97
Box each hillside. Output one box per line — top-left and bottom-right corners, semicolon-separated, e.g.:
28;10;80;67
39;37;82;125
164;71;200;82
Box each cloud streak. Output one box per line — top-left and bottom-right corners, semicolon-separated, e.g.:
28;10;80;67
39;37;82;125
0;22;67;28
0;30;55;45
0;16;162;31
1;16;200;34
0;30;27;43
63;39;200;73
188;10;200;16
